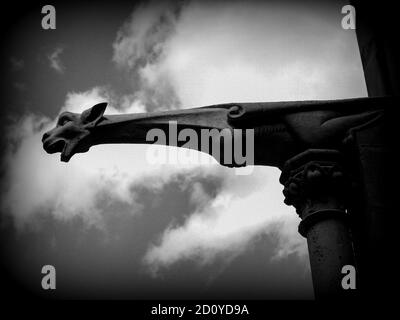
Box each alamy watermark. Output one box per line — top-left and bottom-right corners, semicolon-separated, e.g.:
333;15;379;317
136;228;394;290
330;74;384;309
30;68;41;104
341;264;356;290
341;5;356;30
41;265;56;290
145;121;255;175
41;5;56;30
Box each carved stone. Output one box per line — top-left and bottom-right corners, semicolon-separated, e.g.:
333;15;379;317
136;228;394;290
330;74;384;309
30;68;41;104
280;149;357;299
42;97;389;167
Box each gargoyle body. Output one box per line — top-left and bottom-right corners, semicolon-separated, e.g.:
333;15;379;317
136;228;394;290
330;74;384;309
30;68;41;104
42;96;389;168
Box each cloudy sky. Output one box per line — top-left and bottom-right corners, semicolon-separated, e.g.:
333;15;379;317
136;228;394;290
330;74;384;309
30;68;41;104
0;0;366;299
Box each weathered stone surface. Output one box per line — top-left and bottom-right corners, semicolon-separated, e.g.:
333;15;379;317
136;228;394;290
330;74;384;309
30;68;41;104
280;149;357;299
42;97;389;168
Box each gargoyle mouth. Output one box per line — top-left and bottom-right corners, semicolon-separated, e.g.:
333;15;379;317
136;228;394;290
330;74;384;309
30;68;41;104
43;139;66;154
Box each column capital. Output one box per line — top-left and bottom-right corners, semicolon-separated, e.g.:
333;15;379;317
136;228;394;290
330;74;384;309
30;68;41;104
280;149;351;236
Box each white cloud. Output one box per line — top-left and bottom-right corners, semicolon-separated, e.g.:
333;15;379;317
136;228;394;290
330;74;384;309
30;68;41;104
60;86;145;115
115;0;366;108
143;168;307;274
112;0;183;111
48;47;65;74
112;0;180;69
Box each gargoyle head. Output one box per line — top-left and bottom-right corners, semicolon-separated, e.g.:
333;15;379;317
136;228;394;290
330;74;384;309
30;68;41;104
42;102;107;162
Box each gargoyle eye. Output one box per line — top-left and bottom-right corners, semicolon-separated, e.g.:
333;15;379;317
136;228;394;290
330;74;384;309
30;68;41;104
58;115;72;126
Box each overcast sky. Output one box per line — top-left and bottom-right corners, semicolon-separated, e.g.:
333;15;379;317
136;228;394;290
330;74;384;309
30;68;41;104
0;0;366;299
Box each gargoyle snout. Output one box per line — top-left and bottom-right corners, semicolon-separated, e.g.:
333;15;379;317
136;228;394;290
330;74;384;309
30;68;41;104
42;128;66;155
42;131;51;142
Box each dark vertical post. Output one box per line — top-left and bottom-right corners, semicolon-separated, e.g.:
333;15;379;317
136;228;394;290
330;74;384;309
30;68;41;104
350;0;394;298
352;0;400;96
280;149;357;299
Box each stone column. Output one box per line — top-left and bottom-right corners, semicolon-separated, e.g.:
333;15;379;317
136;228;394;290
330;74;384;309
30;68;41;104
279;149;357;299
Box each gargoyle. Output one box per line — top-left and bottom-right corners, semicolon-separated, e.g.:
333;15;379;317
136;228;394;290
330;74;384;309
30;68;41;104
42;96;388;168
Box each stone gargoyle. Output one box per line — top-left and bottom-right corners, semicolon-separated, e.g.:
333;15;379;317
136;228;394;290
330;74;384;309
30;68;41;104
42;96;388;168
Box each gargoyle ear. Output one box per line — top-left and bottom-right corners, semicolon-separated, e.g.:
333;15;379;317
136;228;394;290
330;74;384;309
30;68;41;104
81;102;108;126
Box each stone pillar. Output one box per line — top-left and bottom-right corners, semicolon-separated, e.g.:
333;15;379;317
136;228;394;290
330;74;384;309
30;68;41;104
279;149;357;299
